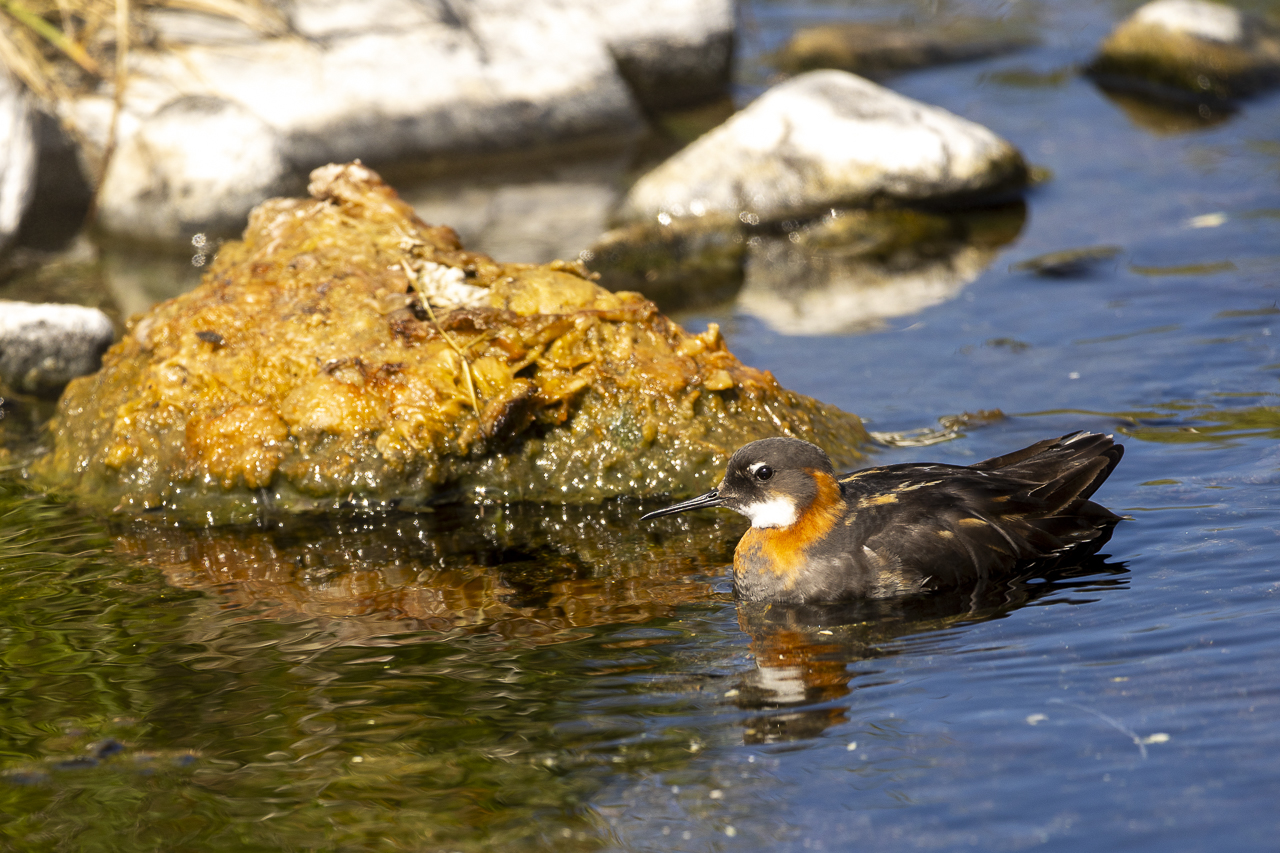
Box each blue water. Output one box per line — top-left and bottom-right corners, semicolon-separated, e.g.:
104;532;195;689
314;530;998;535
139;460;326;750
4;0;1280;850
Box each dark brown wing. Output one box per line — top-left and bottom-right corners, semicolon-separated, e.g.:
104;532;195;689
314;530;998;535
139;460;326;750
839;432;1123;589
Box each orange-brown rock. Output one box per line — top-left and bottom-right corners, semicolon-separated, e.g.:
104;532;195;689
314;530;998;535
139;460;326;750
36;163;868;522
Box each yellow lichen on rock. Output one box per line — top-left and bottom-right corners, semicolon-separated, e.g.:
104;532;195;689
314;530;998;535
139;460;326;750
36;163;868;522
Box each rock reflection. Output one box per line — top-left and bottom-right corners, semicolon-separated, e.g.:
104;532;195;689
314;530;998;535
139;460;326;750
396;153;628;266
1100;90;1233;135
738;204;1025;334
732;556;1128;743
114;502;738;642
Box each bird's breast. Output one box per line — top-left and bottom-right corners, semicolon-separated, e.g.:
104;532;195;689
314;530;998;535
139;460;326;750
732;477;846;601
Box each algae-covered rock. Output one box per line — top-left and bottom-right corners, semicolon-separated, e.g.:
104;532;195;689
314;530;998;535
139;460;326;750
35;163;867;522
1088;0;1280;104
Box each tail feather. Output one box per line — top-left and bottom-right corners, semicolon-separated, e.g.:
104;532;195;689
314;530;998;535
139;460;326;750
979;431;1123;506
1029;455;1111;512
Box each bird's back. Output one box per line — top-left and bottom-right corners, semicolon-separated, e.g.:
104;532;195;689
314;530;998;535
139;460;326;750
834;431;1124;592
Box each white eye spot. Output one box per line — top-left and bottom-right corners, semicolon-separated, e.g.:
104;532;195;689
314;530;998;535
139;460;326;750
741;497;799;529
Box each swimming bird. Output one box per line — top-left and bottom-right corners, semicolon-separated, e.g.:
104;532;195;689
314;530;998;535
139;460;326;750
642;432;1124;603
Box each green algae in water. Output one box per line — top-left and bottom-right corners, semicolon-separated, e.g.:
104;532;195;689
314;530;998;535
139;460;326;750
1025;397;1280;446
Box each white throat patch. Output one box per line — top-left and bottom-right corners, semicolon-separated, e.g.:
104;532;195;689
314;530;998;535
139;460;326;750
741;496;800;529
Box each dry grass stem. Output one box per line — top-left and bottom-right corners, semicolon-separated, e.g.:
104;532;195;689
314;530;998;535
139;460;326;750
0;0;285;106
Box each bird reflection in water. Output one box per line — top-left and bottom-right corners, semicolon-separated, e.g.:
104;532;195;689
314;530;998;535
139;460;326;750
730;554;1129;744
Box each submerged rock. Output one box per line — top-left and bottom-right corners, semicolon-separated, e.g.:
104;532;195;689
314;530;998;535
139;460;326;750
775;18;1034;78
1012;245;1123;278
0;301;115;397
1088;0;1280;104
1102;89;1235;132
35;163;867;522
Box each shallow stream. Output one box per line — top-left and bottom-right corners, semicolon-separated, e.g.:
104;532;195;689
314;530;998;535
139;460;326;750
4;0;1280;850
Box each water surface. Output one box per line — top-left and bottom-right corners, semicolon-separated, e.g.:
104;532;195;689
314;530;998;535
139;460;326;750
5;0;1280;850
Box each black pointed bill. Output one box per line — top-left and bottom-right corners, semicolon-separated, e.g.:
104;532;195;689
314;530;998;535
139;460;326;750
641;489;724;520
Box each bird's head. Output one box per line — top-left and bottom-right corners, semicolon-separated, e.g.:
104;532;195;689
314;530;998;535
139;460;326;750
642;437;836;529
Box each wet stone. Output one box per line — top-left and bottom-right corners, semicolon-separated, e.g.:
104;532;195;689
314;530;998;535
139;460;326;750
617;70;1028;228
1103;90;1235;132
0;301;115;397
33;163;868;522
776;17;1035;78
1088;0;1280;105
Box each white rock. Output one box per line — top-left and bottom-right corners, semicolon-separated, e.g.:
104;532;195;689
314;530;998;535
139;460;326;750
618;70;1025;225
585;0;735;110
0;301;114;395
1132;0;1245;45
144;8;267;45
95;95;292;244
289;0;441;39
57;0;738;246
0;66;37;253
57;0;740;247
